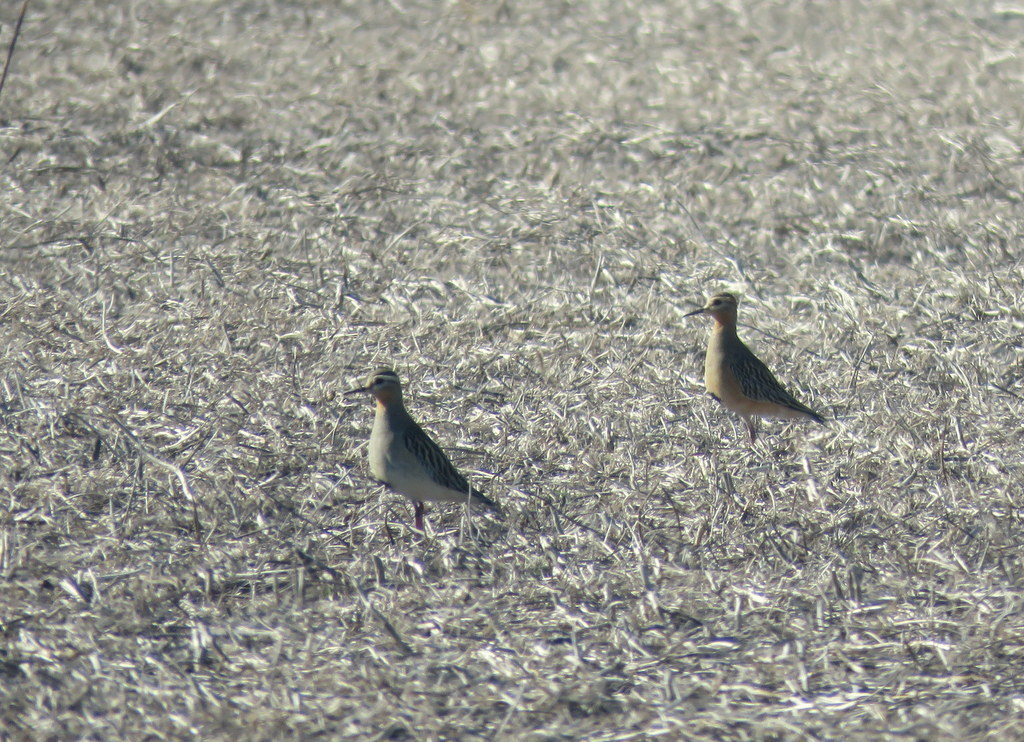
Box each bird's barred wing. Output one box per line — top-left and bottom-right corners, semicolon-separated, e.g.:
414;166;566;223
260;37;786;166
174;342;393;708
730;346;823;421
402;425;496;507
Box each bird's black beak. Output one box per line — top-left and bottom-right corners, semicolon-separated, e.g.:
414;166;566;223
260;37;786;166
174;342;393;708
683;306;706;318
344;385;370;396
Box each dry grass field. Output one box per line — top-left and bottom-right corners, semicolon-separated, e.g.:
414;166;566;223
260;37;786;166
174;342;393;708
3;0;1024;739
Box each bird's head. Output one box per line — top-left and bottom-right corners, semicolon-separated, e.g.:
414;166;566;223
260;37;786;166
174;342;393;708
684;292;739;325
346;368;403;406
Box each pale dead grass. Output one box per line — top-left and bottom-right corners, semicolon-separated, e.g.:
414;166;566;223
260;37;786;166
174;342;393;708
3;0;1024;739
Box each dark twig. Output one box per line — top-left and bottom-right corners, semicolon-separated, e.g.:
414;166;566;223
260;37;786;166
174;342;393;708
0;0;30;106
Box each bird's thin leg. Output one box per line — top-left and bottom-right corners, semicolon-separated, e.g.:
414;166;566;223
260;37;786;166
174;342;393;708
462;503;482;544
744;417;758;443
414;501;425;531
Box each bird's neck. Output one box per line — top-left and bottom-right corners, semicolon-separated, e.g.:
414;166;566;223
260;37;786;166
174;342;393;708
712;318;739;341
375;398;412;427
